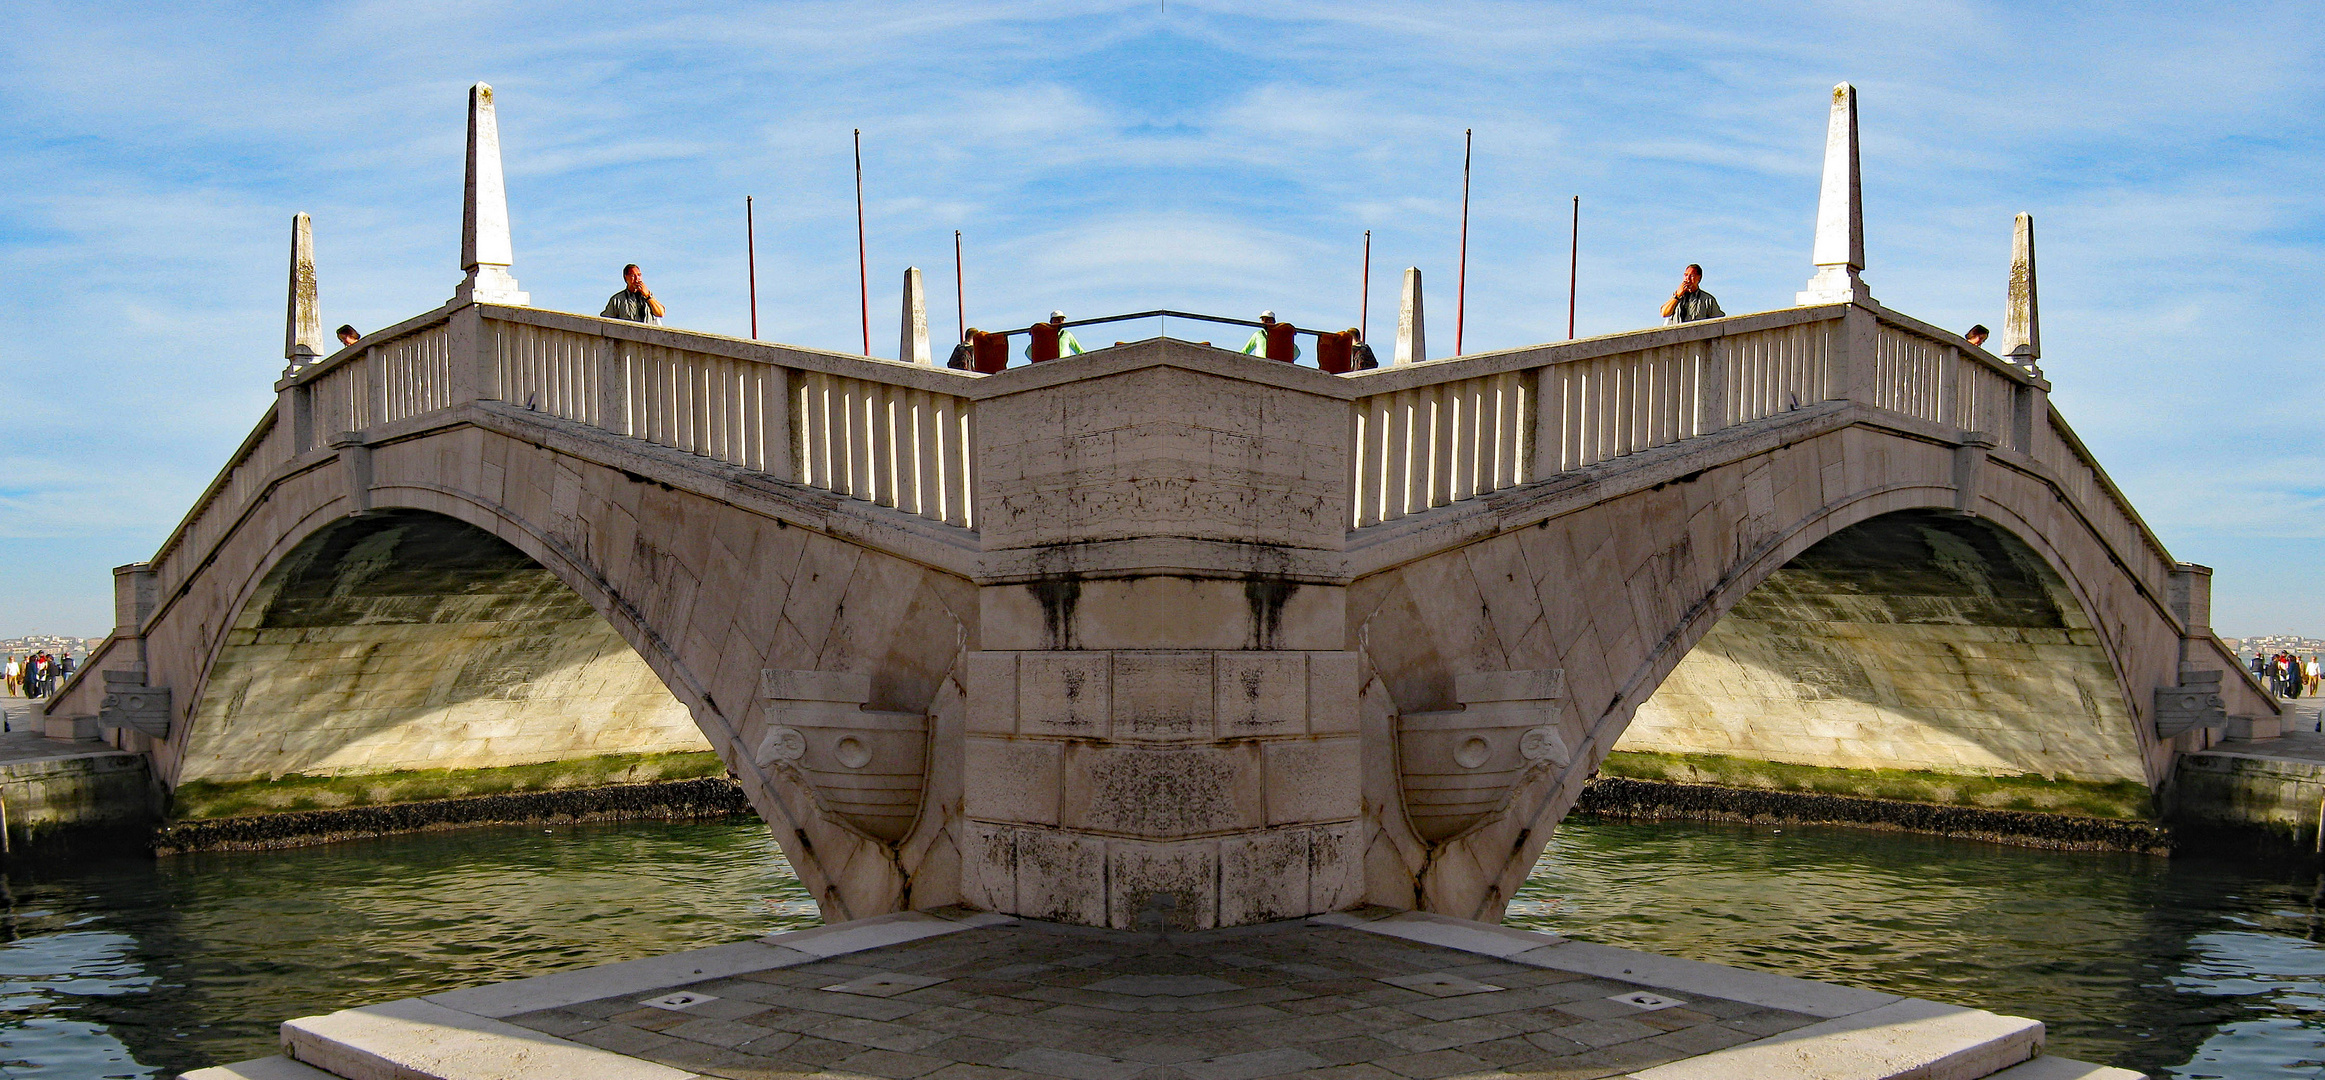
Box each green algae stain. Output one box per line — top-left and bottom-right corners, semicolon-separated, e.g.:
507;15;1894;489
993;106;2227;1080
1597;749;2154;820
169;750;726;820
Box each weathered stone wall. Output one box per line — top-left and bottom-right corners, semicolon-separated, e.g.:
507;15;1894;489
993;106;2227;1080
179;510;707;784
1618;511;2146;784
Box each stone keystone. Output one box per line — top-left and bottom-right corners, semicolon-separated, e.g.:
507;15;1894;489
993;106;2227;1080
900;267;931;364
1396;267;1426;364
1797;82;1874;306
284;213;322;367
2003;213;2040;371
454;82;529;307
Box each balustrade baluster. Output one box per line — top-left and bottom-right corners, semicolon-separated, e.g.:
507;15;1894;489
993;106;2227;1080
1383;391;1414;521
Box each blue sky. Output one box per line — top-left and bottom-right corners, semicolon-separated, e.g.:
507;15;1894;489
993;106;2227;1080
2;2;2322;637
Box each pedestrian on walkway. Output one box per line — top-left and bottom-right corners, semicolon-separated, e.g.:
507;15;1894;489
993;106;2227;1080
3;656;17;697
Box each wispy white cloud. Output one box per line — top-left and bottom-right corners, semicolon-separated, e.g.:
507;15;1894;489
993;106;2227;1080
2;1;2323;633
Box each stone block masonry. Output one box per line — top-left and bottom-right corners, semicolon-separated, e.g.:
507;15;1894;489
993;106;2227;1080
961;648;1362;929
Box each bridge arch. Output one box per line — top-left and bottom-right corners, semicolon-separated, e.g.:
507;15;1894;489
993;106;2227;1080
173;507;710;796
1618;507;2146;790
105;416;980;922
1350;419;2181;920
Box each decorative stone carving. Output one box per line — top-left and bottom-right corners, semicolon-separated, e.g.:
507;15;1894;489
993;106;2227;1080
1397;669;1567;843
2154;670;2226;741
758;668;926;843
756;727;806;762
98;669;171;739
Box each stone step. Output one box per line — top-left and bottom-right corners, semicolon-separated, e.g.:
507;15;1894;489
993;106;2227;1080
179;1055;346;1080
2227;714;2283;741
282;997;689;1080
1984;1055;2146;1079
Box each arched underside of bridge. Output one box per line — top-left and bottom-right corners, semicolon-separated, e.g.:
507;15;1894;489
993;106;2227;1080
1616;508;2148;794
173;508;711;808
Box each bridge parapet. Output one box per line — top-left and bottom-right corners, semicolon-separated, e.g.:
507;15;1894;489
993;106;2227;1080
1340;302;2046;526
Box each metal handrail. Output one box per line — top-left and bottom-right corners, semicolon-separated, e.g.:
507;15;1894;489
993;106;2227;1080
987;309;1354;342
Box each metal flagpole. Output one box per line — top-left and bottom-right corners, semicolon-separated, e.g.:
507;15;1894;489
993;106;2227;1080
1456;128;1472;356
1568;195;1579;340
855;129;868;356
746;196;759;341
954;230;965;342
1361;229;1371;341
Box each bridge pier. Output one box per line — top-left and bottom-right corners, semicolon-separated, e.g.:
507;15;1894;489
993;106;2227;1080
955;346;1368;931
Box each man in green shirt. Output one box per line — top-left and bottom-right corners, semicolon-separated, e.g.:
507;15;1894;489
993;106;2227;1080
1661;263;1725;323
603;264;666;324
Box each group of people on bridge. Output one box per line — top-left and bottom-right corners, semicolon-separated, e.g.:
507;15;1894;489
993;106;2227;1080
568;261;2014;364
2253;651;2319;699
6;652;71;700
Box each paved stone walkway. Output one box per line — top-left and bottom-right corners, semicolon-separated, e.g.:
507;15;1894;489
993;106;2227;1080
495;917;1813;1079
210;908;2137;1079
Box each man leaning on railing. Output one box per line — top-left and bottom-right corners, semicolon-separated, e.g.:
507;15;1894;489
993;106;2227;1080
1661;263;1725;324
603;263;666;325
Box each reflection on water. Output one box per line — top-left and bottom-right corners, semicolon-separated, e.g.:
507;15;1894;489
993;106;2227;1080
0;820;816;1078
5;816;2325;1077
1514;818;2325;1079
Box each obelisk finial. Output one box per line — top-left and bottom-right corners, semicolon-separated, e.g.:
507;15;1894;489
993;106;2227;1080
285;213;322;368
899;267;931;364
1796;82;1873;305
1395;267;1426;364
2003;213;2040;373
455;82;529;306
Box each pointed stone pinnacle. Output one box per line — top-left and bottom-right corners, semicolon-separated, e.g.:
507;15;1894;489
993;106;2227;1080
1797;82;1873;306
455;81;528;306
900;267;931;364
2003;213;2040;371
1395;268;1426;365
285;213;322;366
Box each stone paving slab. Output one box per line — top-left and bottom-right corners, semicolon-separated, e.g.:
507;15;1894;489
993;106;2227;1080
0;726;124;765
241;906;2132;1080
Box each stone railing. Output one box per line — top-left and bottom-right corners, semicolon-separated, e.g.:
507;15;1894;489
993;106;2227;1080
1348;369;1530;527
1340;304;2069;529
275;306;979;530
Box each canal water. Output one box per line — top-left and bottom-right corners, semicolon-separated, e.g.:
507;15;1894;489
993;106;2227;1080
1;818;2319;1079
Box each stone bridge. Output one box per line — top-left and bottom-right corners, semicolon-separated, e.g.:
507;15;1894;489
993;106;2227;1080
49;82;2272;930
